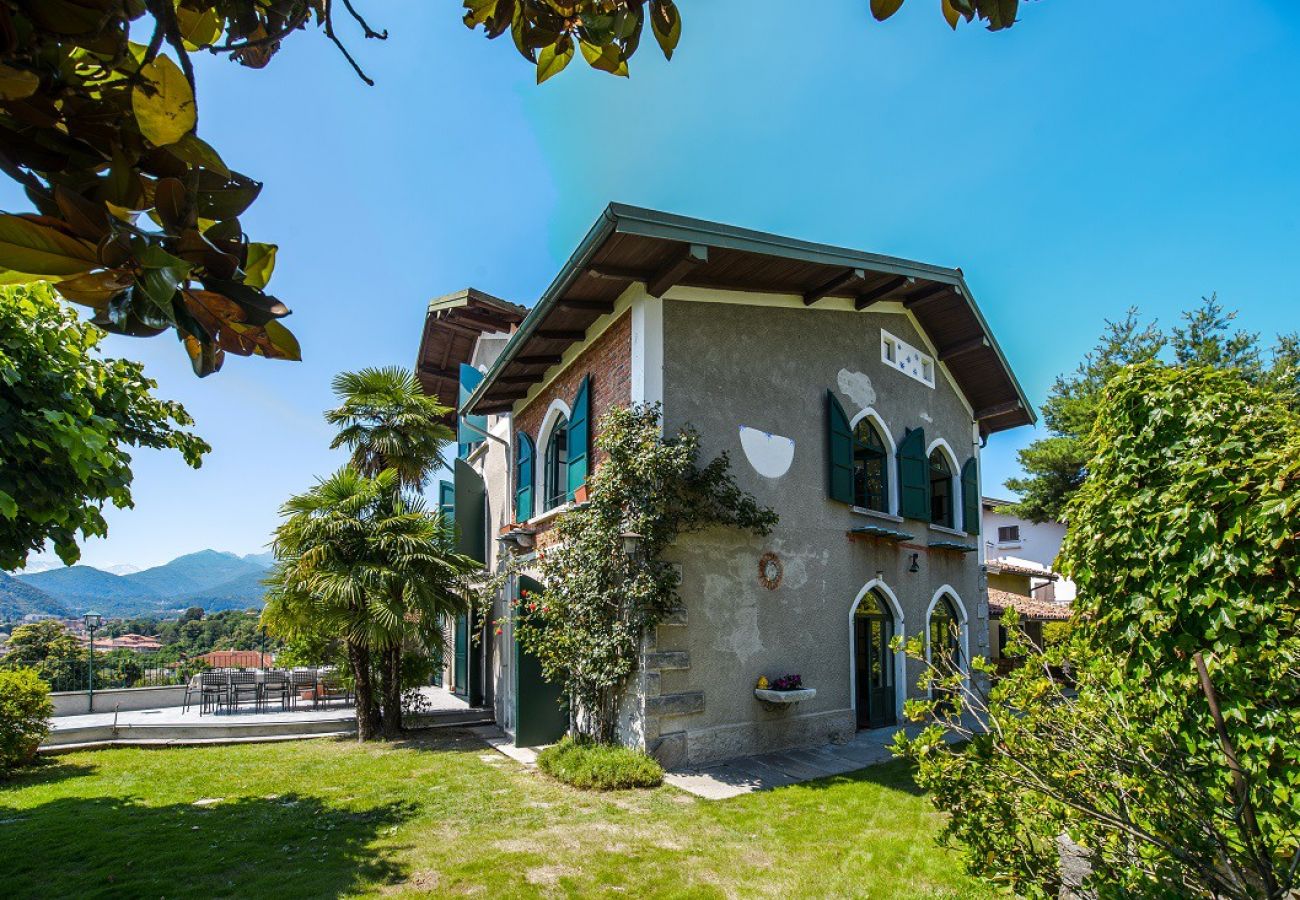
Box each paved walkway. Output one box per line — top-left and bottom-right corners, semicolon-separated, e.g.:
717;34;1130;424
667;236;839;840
664;722;933;800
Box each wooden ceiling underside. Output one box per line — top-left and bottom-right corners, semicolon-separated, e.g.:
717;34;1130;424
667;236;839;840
415;289;525;423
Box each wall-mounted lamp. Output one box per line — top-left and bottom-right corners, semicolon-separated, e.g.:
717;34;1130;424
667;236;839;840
908;553;920;574
875;569;885;581
621;531;645;560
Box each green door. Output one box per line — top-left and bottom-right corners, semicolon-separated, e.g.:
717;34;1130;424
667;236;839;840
855;591;896;729
514;576;568;746
453;613;469;696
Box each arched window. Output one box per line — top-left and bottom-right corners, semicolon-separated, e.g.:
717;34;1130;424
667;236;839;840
852;419;889;513
854;589;896;728
928;594;962;677
929;449;953;528
543;415;568;512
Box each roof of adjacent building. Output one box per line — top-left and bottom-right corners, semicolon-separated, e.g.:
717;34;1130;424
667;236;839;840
422;204;1035;435
987;588;1072;622
988;557;1061;581
414;288;528;424
199;650;275;669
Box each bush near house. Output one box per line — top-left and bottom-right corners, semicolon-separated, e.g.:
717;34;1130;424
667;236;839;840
536;737;664;790
0;668;53;772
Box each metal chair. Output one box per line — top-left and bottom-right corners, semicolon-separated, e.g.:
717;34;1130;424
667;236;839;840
228;672;258;712
198;672;228;715
318;673;352;707
260;671;291;712
289;669;318;710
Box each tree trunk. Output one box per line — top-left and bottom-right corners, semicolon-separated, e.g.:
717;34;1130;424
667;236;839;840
381;643;404;739
348;638;380;742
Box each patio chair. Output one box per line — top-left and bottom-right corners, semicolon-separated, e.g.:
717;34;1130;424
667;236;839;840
289;669;318;710
260;671;291;713
198;672;228;715
228;672;258;712
318;673;352;707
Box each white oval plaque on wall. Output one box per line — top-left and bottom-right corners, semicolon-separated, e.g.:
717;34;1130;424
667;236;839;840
738;426;795;479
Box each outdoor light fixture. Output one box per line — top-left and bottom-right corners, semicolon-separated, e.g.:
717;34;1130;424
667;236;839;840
875;569;885;581
83;611;103;713
497;528;536;556
621;531;644;560
908;553;920;574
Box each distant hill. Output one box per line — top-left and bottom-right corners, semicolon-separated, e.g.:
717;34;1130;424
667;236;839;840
0;572;68;620
124;550;268;599
9;549;275;618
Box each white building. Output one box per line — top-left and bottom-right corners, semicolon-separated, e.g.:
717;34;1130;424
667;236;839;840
981;497;1076;605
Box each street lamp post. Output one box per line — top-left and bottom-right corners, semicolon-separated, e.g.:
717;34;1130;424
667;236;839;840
83;611;103;712
260;625;268;668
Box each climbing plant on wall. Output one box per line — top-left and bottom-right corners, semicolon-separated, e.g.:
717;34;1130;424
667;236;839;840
509;404;776;744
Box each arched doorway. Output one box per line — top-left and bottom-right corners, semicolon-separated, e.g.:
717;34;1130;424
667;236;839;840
854;589;896;729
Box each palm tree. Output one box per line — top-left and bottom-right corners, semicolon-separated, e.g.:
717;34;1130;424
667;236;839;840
324;366;462;735
262;467;476;741
326;367;454;489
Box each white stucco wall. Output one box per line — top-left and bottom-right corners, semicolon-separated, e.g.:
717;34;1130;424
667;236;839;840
981;504;1076;603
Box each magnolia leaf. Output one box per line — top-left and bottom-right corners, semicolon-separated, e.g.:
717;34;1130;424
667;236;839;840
0;489;16;520
54;269;134;309
536;37;574;83
0;214;98;276
941;0;962;29
463;0;497;28
168;133;230;178
174;5;223;49
579;40;628;76
243;243;277;290
263;319;302;361
53;186;110;242
0;64;39;101
132;55;197;147
871;0;906;21
181;331;225;377
195;171;262;220
649;0;681;60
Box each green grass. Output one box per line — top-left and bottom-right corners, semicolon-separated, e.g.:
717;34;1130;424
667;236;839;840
536;736;664;790
0;731;989;899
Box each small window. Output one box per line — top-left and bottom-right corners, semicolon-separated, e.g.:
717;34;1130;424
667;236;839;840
920;358;934;386
881;329;936;389
882;335;897;363
997;525;1021;543
543;416;568;511
929;450;953;528
852;418;889;513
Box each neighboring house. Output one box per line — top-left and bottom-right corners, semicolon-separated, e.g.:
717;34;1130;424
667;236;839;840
81;633;163;654
981;497;1076;604
199;650;274;669
417;205;1035;767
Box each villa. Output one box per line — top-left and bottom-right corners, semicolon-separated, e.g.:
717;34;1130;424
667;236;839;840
416;205;1034;767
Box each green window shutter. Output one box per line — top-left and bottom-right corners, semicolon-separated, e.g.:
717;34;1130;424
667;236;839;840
437;480;455;542
454;458;487;563
961;457;980;535
897;427;930;520
567;375;590;501
826;390;854;504
515;432;535;522
457;363;486;449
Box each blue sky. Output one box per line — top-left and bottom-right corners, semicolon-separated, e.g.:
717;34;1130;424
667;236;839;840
9;1;1300;569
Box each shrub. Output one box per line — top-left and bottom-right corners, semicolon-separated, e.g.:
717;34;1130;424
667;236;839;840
536;737;664;790
0;668;53;772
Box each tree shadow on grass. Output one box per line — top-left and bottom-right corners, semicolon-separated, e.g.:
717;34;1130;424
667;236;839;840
0;758;97;790
390;725;492;755
0;792;416;900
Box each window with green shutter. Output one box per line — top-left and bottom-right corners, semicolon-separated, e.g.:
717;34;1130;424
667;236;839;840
515;432;535;522
567;375;590;501
897;427;930;520
437;480;455;541
961;457;979;535
826;390;854;504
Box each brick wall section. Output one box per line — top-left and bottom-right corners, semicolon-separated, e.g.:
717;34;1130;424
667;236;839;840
514;311;632;464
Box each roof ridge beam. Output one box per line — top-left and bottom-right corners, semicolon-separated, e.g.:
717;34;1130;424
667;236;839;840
647;243;709;298
854;275;913;310
803;268;866;306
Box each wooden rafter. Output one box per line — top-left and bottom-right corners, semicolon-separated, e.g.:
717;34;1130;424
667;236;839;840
647;243;708;297
803;268;866;306
902;283;951;309
938;335;990;361
854;275;912;310
513;354;563;366
975;399;1023;421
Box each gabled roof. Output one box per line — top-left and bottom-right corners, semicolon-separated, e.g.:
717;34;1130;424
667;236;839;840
457;204;1036;435
987;588;1071;622
414;288;527;424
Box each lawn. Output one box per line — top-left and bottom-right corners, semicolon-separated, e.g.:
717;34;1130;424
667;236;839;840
0;730;988;899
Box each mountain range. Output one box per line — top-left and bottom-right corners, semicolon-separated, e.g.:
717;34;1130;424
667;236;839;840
2;550;274;620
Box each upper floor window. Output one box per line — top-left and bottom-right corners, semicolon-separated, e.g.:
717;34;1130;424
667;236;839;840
852;418;889;513
929;450;953;528
543;415;569;511
881;329;935;389
997;525;1021;543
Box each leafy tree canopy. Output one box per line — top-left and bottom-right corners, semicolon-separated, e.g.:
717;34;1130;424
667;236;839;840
1007;295;1299;522
0;282;207;569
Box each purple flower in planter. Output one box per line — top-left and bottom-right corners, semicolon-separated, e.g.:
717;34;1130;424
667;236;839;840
770;674;802;691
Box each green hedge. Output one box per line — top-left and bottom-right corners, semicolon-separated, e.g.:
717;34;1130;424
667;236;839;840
0;668;52;772
536;737;664;790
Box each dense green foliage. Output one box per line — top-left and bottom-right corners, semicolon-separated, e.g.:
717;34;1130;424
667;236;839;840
0;620;83;691
0;667;52;771
897;363;1300;899
512;404;775;743
464;0;1031;83
0;283;207;569
0;738;986;898
262;468;477;741
1006;296;1300;522
536;736;664;790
